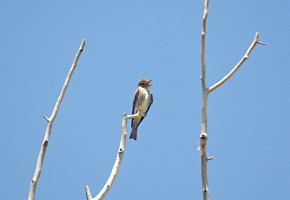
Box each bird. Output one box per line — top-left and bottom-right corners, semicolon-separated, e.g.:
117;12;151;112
130;78;153;140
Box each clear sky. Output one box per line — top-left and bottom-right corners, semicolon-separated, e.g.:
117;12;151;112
1;0;290;199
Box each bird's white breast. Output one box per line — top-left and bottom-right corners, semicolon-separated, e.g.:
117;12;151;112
137;86;150;113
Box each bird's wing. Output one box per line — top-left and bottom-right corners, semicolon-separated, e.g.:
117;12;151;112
131;88;139;127
146;93;153;114
137;92;153;126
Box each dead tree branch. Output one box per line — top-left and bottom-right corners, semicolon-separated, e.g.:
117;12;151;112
208;33;265;93
85;111;144;200
28;39;86;200
198;1;264;200
199;0;210;199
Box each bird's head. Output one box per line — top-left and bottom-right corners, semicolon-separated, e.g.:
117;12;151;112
138;78;152;88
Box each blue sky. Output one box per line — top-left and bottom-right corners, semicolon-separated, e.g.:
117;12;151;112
1;0;290;199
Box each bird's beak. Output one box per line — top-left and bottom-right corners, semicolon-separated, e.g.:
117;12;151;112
147;80;152;86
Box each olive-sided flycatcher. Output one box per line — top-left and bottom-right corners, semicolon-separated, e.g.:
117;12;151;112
130;78;153;140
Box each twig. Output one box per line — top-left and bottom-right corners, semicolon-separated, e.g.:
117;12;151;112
28;39;86;200
85;111;144;200
208;32;265;93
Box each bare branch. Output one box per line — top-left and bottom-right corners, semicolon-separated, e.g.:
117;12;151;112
199;0;210;199
86;112;144;200
85;186;92;200
28;39;86;200
198;0;264;198
208;32;265;93
201;0;209;89
207;156;214;161
200;138;209;200
199;91;210;200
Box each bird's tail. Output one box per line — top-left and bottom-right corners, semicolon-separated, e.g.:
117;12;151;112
129;127;138;140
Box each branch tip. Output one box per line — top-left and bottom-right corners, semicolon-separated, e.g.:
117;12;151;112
257;41;266;45
254;33;265;45
85;185;92;200
43;115;50;122
80;39;86;50
207;156;214;161
255;32;259;37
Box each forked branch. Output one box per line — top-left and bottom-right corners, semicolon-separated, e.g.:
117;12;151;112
198;1;264;200
85;111;144;200
199;0;210;199
208;32;265;93
28;39;86;200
